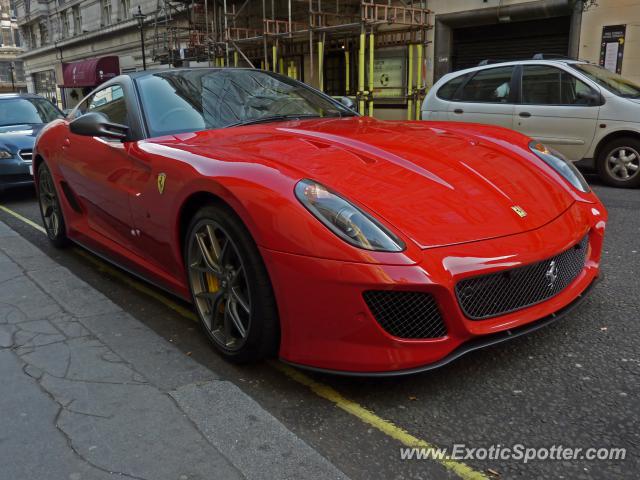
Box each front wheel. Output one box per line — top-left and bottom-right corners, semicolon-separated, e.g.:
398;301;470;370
37;162;68;248
596;137;640;188
185;204;279;363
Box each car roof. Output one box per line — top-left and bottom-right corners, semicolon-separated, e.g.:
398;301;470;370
444;59;590;78
123;67;256;80
0;93;48;100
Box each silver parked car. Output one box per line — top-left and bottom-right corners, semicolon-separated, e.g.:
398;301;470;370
422;57;640;188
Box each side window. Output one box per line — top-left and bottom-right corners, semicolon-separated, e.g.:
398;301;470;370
522;65;598;105
81;85;128;124
436;74;468;101
459;67;514;103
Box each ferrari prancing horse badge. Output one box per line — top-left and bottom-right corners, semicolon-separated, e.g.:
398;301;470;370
511;205;527;218
157;173;167;194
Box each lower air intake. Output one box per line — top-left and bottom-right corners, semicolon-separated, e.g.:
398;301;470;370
363;291;447;339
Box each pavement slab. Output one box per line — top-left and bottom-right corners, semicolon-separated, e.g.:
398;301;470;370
0;219;347;480
172;380;348;480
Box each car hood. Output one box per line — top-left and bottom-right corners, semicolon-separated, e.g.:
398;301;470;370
0;123;42;152
176;117;575;249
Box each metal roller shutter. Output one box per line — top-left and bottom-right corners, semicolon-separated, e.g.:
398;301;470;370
452;16;571;71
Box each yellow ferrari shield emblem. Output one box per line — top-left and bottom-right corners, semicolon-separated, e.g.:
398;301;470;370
157;173;166;194
511;205;527;218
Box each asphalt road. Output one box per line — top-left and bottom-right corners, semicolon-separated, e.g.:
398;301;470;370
0;173;637;480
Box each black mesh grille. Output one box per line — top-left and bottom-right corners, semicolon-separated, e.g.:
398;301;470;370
363;291;447;339
456;235;589;320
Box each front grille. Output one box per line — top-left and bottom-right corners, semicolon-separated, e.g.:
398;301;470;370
456;235;589;320
363;291;448;339
18;149;33;163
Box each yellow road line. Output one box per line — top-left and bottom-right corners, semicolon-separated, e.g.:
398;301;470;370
0;204;47;233
0;202;488;480
73;249;198;321
272;361;488;480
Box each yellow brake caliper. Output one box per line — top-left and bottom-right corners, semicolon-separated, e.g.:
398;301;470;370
205;273;224;313
206;272;219;292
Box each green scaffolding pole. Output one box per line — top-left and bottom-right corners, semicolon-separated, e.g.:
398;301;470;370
368;32;374;117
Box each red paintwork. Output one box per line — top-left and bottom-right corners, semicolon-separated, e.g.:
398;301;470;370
34;116;607;373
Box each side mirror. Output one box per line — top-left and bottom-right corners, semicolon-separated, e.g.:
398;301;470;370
69;112;129;141
339;96;357;112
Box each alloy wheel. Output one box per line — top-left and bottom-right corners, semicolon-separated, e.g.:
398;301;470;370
187;221;252;351
606;146;640;181
38;166;61;238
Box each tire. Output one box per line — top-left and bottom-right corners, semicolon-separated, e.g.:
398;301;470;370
37;162;69;248
596;137;640;188
184;203;279;363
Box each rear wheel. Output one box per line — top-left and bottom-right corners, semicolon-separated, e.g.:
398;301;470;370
37;162;68;248
185;204;279;363
596;137;640;188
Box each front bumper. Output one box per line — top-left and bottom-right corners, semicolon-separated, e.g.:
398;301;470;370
0;153;33;190
282;275;600;377
261;201;606;374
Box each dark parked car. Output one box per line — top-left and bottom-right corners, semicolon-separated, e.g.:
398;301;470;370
0;93;63;192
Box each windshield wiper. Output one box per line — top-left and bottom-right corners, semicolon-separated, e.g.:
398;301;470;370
226;113;348;128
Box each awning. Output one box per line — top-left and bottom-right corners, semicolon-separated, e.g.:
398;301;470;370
59;56;120;88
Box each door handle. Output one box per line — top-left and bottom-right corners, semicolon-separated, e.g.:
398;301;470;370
454;108;464;114
62;138;71;148
519;112;531;118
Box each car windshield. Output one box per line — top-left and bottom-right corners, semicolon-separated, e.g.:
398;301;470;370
0;97;63;127
572;64;640;98
135;69;355;137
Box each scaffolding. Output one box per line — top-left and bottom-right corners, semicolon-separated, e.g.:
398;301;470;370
151;1;432;117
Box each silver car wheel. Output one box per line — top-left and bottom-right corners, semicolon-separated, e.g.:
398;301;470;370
187;220;252;351
606;146;640;181
38;166;61;238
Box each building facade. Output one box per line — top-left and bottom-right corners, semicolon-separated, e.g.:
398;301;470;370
0;0;26;93
14;0;160;107
13;0;640;116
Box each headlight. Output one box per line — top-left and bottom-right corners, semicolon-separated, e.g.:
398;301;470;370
295;179;405;252
529;141;590;193
0;149;13;159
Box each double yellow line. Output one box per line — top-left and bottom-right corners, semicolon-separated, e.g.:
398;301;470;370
0;203;488;480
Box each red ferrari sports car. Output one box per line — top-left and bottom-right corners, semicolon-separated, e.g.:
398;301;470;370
34;68;607;375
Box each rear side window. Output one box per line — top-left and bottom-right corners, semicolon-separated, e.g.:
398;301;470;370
459;66;514;103
521;65;598;105
436;74;468;100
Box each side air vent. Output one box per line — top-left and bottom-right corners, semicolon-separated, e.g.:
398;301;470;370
60;181;83;213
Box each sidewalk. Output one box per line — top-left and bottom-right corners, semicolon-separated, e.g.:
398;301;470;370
0;220;347;480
